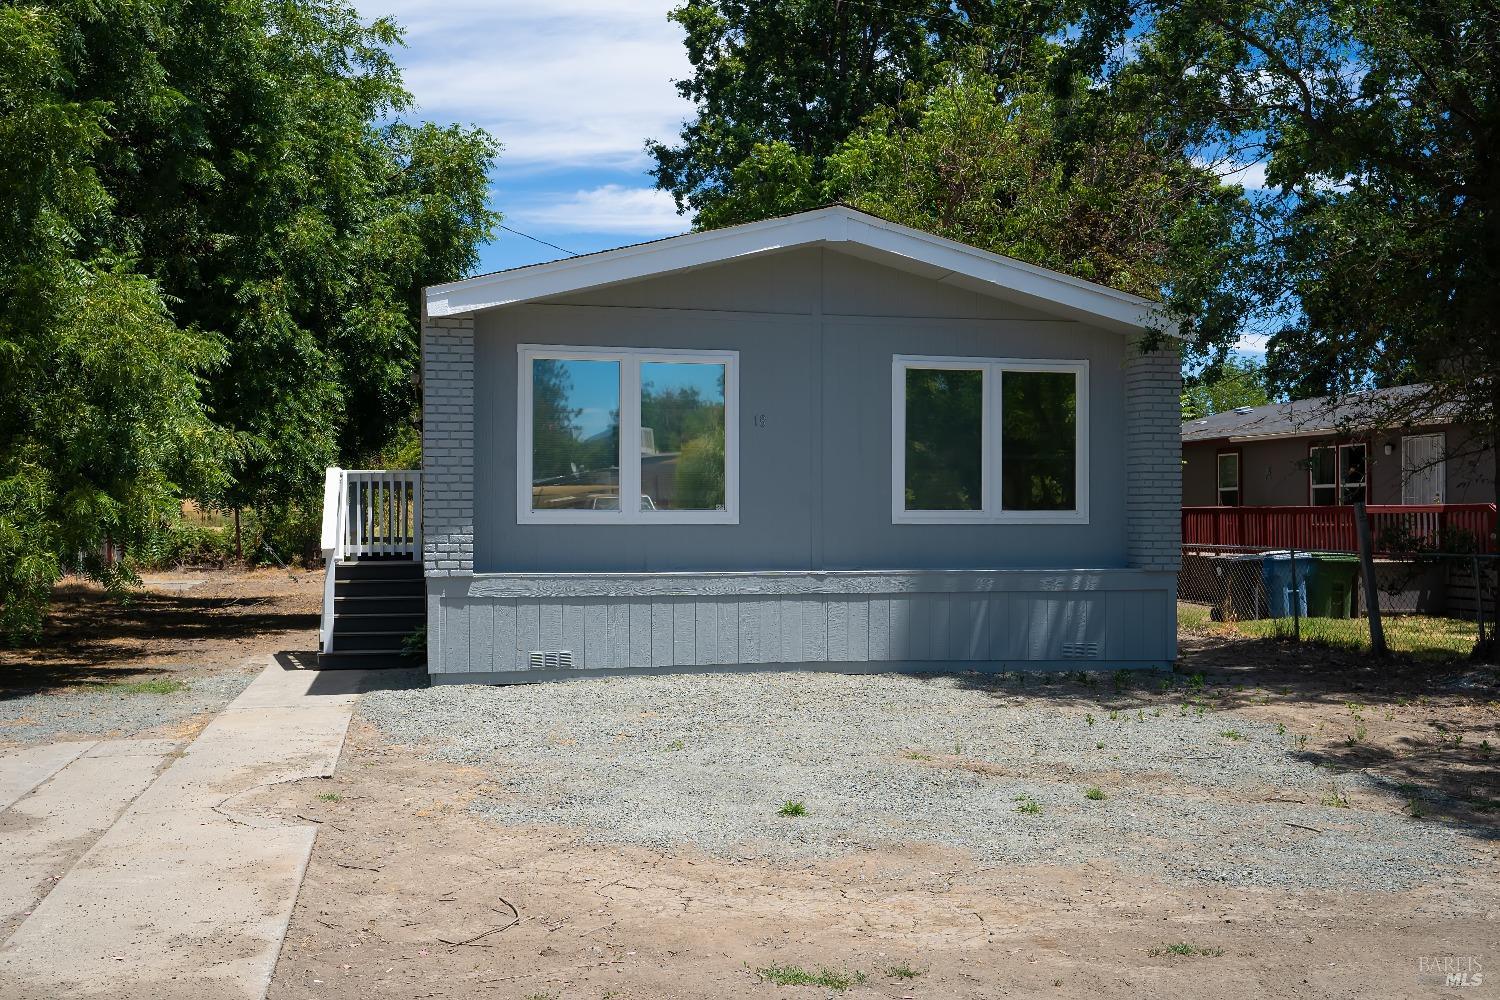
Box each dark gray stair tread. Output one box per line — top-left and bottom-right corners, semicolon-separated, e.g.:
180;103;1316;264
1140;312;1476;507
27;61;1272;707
317;650;417;670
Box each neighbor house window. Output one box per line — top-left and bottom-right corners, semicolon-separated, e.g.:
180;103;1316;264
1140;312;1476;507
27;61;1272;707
892;356;1088;524
1216;451;1241;506
518;346;738;524
1308;443;1367;506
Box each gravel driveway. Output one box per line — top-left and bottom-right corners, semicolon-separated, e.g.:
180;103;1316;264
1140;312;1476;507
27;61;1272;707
0;672;256;746
361;670;1487;892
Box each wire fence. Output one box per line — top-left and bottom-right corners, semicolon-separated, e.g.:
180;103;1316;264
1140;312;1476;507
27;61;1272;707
1179;544;1498;660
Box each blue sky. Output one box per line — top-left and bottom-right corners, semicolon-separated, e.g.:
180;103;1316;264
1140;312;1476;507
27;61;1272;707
354;1;1272;356
352;1;694;275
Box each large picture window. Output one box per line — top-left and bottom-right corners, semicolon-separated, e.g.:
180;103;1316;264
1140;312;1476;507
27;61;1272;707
892;356;1088;524
518;346;738;524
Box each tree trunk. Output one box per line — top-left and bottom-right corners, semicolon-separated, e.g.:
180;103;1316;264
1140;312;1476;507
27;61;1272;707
233;507;243;562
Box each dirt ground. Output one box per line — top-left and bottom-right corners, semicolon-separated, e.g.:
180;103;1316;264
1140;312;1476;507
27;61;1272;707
4;572;1497;997
0;567;320;686
267;636;1499;1000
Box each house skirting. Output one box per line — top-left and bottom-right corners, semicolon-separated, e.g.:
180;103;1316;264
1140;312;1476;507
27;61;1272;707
425;568;1177;683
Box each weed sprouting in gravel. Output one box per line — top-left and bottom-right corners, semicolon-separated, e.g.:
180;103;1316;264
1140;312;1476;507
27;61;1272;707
317;792;342;802
777;800;808;817
1084;787;1106;800
115;678;188;695
1108;710;1119;721
1405;797;1427;819
904;750;932;762
1014;794;1042;815
665;739;686;751
885;962;923;979
1219;729;1244;741
1149;943;1224;958
1095;741;1105;750
1321;783;1350;808
756;965;866;990
1113;669;1132;692
1085;713;1096;726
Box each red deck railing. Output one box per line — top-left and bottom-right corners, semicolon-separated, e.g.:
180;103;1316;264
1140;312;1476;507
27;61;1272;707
1182;503;1498;553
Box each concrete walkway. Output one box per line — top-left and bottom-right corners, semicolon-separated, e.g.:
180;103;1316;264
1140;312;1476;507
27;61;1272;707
0;662;374;1000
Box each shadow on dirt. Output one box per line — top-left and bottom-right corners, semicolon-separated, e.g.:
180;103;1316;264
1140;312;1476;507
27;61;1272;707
1;582;316;697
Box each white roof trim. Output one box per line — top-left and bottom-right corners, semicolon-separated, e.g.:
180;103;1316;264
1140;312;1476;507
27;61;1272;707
426;205;1176;336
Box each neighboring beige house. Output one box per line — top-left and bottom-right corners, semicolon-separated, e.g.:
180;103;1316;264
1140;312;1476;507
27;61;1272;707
1182;385;1495;509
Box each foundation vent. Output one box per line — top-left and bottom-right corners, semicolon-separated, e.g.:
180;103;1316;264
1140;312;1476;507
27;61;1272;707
1060;642;1101;659
527;650;575;670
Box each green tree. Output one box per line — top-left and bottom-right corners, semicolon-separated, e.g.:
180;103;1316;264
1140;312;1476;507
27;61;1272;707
648;0;1079;229
0;4;227;641
1181;355;1271;420
0;0;497;641
1073;0;1500;496
820;73;1256;342
68;1;498;517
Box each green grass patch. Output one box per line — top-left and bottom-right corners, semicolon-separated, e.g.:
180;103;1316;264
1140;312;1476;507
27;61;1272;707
777;800;807;817
1148;942;1225;958
1014;794;1042;815
1177;602;1478;659
1083;787;1106;801
755;965;866;990
885;962;923;979
1218;729;1244;740
114;678;188;695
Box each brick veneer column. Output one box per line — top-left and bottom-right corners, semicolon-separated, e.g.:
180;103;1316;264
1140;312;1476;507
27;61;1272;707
1124;340;1182;571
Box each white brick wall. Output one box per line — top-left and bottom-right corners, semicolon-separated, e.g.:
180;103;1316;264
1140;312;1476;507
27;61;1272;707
422;313;475;577
1124;341;1182;571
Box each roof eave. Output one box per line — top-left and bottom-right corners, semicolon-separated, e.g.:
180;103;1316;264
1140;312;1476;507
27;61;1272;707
425;207;1178;337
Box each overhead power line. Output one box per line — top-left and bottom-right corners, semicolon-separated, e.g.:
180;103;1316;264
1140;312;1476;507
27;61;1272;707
499;224;578;257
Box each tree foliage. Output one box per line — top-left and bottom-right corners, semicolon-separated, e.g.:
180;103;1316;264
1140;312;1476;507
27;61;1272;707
648;0;1084;229
1073;0;1499;488
1181;355;1271;420
0;0;497;642
650;2;1259;343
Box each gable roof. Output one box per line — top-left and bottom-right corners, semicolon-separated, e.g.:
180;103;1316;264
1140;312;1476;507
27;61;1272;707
425;205;1174;336
1181;383;1458;443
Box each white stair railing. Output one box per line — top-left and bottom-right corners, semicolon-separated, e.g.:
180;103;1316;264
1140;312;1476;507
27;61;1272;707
319;467;422;654
341;470;422;558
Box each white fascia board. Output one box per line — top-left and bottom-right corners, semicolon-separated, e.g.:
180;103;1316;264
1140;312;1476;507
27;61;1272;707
425;205;1178;336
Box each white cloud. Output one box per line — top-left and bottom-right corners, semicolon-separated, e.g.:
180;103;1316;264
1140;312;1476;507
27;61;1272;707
1235;332;1271;354
356;1;692;170
509;185;688;235
1217;159;1270;190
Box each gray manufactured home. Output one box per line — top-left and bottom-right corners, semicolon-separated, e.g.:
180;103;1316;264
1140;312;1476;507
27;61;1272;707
415;206;1181;683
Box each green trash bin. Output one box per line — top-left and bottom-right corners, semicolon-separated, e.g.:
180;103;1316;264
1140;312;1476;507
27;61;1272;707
1307;554;1360;618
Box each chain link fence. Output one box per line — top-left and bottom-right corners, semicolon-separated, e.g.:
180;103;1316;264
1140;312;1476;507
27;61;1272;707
1179;544;1498;659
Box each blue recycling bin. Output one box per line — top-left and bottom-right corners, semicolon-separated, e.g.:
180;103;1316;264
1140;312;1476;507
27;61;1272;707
1261;552;1312;618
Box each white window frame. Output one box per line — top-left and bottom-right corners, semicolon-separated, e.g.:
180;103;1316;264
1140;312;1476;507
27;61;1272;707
891;355;1090;525
517;344;739;525
1308;442;1367;506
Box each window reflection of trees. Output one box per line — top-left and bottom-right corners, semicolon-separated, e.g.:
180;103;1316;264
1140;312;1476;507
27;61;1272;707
531;359;619;509
641;364;726;510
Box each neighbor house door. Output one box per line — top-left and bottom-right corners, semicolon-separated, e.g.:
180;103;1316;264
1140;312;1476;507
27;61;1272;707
1401;433;1446;504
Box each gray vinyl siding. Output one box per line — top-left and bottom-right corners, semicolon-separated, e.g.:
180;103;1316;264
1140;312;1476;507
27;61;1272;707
421;245;1183;680
472;248;1131;573
426;570;1176;681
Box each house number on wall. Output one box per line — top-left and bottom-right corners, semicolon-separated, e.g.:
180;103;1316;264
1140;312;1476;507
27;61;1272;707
753;413;768;428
